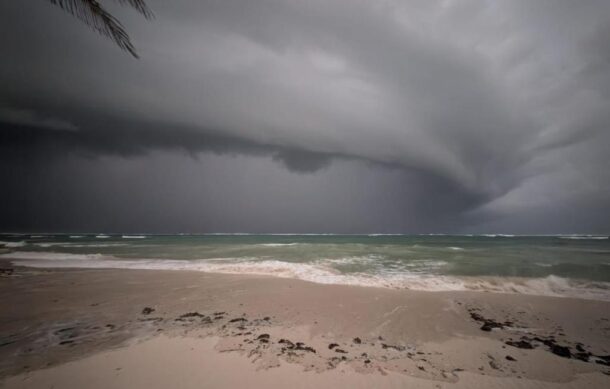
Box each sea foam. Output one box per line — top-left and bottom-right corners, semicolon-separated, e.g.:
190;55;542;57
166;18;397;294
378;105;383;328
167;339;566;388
3;251;609;302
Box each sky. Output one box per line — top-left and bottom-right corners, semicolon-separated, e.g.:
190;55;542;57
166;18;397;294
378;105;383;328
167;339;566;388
1;0;609;234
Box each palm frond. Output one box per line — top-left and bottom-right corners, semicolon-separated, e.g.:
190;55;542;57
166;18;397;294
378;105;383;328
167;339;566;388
48;0;152;58
112;0;154;19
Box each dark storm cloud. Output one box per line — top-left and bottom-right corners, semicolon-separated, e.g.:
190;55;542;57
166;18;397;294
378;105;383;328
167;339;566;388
1;0;609;232
0;114;334;174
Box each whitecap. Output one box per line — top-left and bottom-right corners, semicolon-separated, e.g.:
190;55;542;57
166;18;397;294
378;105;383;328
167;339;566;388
559;236;608;240
0;240;26;248
258;243;299;247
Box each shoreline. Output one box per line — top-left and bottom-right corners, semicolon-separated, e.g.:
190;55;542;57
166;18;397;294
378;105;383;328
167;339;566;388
1;265;609;387
3;252;610;302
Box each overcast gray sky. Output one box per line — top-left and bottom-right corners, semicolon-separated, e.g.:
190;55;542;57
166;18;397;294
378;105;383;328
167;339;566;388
1;0;609;233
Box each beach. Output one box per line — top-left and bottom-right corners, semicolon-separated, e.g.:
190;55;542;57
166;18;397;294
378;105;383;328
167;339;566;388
1;263;609;388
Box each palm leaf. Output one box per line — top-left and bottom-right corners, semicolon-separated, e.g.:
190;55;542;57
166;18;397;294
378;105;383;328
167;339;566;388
48;0;153;58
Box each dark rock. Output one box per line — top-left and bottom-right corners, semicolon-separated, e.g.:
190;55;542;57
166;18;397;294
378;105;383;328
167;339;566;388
364;359;371;364
141;307;155;315
505;355;516;362
489;360;501;370
335;348;347;354
256;334;270;340
353;337;362;344
229;318;247;323
328;343;339;350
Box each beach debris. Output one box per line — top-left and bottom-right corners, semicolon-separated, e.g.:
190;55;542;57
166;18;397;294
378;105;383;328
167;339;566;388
594;355;610;366
468;310;513;331
549;344;571;359
505;340;534;349
328;343;339;350
256;334;270;343
0;339;17;348
278;339;295;350
229;317;247;323
505;355;516;361
294;342;316;353
0;268;15;277
179;312;205;319
175;312;213;324
141;307;155;315
277;339;315;353
334;348;347;354
353;337;362;344
381;343;405;351
139;317;163;323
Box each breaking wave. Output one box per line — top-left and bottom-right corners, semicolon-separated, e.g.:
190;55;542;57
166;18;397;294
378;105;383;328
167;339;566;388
0;241;26;248
258;243;299;247
2;251;609;302
559;236;608;240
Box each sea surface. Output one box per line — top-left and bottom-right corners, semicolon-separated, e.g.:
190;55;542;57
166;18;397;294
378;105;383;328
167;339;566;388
2;234;610;301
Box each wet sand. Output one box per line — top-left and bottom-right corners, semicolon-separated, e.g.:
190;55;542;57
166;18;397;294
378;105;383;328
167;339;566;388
1;264;609;388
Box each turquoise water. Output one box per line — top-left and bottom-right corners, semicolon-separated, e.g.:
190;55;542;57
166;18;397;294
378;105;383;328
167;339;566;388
1;234;610;300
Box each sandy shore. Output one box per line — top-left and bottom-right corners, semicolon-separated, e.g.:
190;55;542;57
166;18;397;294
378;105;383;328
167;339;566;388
1;263;609;388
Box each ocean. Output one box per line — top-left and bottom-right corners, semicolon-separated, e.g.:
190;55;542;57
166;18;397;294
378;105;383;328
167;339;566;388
1;234;609;301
